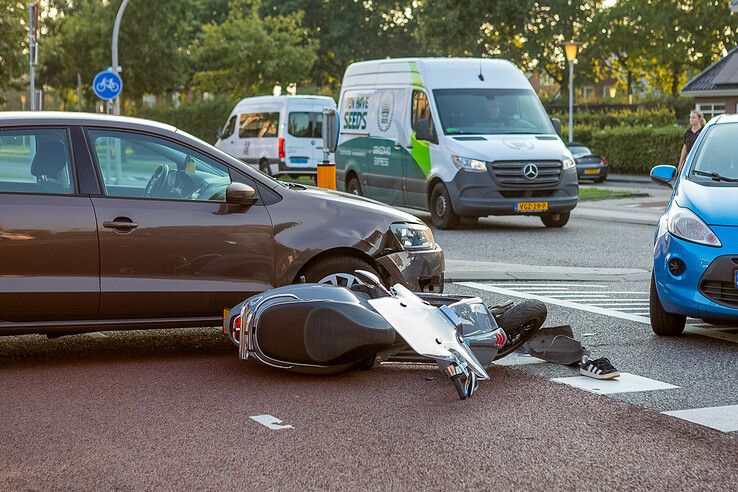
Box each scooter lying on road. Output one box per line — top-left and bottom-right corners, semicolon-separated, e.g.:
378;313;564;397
223;271;546;399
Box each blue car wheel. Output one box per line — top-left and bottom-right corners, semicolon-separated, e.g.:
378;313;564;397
649;274;687;336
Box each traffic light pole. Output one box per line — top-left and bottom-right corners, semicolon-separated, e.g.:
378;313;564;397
28;2;38;111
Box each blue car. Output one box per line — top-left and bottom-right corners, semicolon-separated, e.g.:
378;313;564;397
650;114;738;336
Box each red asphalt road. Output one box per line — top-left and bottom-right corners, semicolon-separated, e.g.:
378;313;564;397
1;329;736;491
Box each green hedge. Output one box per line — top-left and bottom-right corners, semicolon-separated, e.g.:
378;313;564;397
551;108;675;129
589;126;683;174
135;96;238;144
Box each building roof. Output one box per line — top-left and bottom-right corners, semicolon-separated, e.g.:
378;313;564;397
682;46;738;95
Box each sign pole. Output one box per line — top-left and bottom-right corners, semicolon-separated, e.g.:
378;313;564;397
28;2;38;111
111;0;129;115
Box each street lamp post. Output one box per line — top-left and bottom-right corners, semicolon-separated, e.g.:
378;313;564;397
564;41;579;144
111;0;129;115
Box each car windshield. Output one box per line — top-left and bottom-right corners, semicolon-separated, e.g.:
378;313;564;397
433;88;555;135
691;123;738;183
568;146;592;158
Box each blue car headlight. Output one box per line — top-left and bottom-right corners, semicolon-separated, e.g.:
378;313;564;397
667;204;722;247
390;222;436;250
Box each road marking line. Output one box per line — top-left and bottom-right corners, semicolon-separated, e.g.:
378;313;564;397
684;326;738;343
457;282;738;344
551;373;679;395
493;353;546;366
87;332;108;338
662;405;738;433
487;284;607;288
602;307;651;311
587;300;649;304
545;295;611;299
249;415;294;430
457;282;652;324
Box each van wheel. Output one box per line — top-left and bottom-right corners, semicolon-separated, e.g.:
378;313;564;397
259;159;272;176
302;256;380;288
430;183;460;230
649;274;686;336
347;175;363;196
540;212;570;228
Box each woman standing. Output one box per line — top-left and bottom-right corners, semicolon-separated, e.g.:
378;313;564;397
677;109;707;173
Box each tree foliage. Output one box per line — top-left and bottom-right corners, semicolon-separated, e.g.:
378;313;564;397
0;0;28;92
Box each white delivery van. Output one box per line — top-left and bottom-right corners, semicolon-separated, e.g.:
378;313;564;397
216;95;336;177
335;58;578;229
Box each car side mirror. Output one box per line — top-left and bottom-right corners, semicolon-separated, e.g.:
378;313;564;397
650;165;677;188
551;118;562;137
216;128;224;140
415;119;433;141
322;108;339;154
226;182;258;206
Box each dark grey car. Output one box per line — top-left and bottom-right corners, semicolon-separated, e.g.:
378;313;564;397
0;112;444;336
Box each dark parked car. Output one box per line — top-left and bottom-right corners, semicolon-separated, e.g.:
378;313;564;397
567;142;608;183
0;112;444;336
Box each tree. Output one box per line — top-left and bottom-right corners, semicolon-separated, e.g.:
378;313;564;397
0;0;28;95
191;0;318;95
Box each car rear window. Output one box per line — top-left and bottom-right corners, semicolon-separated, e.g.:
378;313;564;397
288;112;323;138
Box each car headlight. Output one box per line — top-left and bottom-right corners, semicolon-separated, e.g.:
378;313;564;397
667;204;721;247
390;222;436;250
562;158;575;170
451;155;487;172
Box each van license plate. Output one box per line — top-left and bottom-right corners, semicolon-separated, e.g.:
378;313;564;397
516;202;548;212
584;169;600;175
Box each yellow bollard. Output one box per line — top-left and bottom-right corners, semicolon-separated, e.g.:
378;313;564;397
316;162;337;190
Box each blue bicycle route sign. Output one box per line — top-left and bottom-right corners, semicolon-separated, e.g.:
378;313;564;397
93;70;123;100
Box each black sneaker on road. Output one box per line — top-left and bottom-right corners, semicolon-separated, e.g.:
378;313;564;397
580;356;620;380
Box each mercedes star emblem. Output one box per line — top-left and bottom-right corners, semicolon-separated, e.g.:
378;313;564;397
523;163;539;180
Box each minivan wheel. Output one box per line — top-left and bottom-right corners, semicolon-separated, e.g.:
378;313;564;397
347;175;363;196
259;159;272;176
430;183;460;230
540;212;570;228
649;274;686;336
302;256;380;288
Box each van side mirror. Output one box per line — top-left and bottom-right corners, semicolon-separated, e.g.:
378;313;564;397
226;182;258;206
551;118;562;137
650;165;677;188
322;108;339;154
415;119;433;141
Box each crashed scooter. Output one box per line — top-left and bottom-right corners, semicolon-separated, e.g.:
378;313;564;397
224;271;546;400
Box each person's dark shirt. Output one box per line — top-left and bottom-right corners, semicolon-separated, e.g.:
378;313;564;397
684;127;703;154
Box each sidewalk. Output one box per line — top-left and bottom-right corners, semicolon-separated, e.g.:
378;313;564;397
572;186;671;226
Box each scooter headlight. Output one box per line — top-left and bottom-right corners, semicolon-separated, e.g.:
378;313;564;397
391;222;436;250
667;204;722;247
451;155;487;172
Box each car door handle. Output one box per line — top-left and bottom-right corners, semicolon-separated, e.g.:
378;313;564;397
103;218;138;231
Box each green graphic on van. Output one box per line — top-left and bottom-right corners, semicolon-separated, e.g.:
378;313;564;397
336;136;430;182
377;92;394;132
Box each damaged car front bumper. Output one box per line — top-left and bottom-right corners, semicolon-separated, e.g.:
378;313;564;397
376;245;445;293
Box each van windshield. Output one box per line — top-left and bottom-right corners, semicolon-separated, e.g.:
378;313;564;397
433;88;555;135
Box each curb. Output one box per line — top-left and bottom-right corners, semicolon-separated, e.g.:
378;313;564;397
607;173;652;184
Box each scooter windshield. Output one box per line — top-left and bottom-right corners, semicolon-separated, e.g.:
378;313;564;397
368;285;490;379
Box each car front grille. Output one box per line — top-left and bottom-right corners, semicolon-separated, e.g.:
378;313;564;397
490;160;562;186
698;256;738;308
700;280;738;308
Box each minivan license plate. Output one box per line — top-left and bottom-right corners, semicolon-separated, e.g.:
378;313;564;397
516;202;549;212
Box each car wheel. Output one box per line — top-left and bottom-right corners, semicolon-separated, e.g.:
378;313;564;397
347;175;363;196
649;274;686;336
302;255;380;288
540;211;570;228
430;183;460;230
259;159;272;176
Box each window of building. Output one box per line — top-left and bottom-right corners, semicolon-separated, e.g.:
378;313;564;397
696;103;726;120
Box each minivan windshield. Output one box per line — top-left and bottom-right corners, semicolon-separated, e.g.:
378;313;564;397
433;88;555;135
691;123;738;184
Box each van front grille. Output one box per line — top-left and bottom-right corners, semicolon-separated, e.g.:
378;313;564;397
490;160;562;186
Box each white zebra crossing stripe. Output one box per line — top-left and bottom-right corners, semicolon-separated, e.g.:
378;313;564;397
551;373;679;395
661;405;738;433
